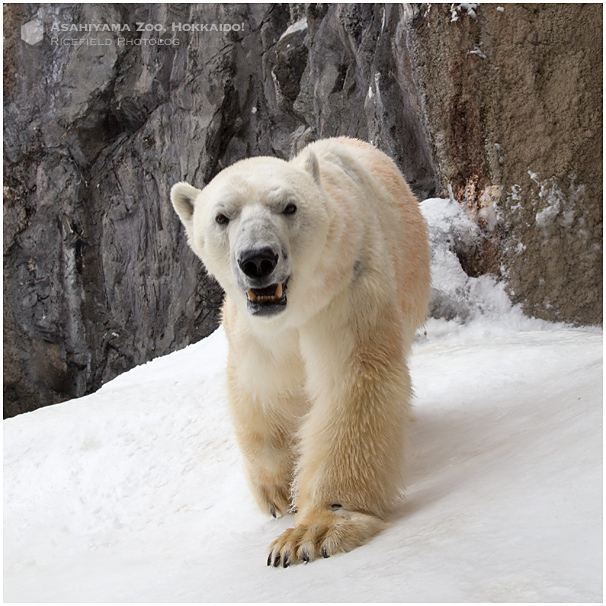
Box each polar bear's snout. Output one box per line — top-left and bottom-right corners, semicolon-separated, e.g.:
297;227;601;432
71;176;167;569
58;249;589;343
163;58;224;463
235;242;290;317
238;247;289;316
232;209;292;317
238;247;278;280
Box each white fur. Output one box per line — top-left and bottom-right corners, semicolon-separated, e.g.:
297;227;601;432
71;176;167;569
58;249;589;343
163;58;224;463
171;137;431;566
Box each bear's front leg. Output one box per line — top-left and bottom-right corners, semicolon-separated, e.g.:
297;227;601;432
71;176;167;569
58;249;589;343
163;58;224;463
238;428;294;518
225;338;307;518
227;376;300;517
268;304;413;566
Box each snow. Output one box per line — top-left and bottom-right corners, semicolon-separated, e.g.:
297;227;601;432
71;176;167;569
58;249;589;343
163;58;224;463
451;3;479;22
529;170;584;232
467;45;487;60
280;17;307;40
4;198;603;603
421;196;530;324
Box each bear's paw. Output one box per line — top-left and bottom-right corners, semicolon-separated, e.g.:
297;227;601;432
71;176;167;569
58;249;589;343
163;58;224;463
254;480;292;519
267;508;387;567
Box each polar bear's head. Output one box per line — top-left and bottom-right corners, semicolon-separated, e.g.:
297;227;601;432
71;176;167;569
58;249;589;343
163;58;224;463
171;150;330;321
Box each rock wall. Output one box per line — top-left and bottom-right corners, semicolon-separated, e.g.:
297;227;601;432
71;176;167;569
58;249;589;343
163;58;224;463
3;3;438;417
407;3;602;324
3;3;602;417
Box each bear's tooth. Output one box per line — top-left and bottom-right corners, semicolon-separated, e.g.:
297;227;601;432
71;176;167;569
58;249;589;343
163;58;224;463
247;289;257;302
275;283;283;299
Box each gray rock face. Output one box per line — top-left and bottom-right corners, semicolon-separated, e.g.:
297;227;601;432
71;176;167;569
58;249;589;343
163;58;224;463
3;4;438;417
3;4;601;417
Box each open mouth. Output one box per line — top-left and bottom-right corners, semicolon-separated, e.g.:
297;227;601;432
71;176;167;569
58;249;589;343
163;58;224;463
246;279;288;316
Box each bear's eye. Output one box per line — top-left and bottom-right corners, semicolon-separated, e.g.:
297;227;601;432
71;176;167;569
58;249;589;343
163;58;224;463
283;203;297;215
215;213;229;226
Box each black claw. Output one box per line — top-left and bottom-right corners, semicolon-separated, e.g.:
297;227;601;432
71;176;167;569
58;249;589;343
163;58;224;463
322;547;330;558
267;553;272;566
270;508;276;518
273;554;281;567
283;555;290;568
301;552;309;564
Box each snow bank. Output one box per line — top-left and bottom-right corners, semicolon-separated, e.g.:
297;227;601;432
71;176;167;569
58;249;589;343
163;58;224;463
4;197;602;602
421;196;537;329
5;324;601;602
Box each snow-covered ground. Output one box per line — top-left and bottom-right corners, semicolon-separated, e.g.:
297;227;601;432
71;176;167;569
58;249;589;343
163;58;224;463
4;199;603;602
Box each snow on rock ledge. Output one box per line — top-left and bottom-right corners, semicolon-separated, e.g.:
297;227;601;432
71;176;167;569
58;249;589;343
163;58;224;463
421;197;517;323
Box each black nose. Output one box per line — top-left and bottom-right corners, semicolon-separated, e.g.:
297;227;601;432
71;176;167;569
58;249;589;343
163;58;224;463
238;247;278;279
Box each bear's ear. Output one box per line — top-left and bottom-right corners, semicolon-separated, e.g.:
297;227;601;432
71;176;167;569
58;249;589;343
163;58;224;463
302;149;321;184
171;182;202;230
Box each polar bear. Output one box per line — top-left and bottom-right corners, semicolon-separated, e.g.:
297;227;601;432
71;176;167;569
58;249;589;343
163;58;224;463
170;137;430;567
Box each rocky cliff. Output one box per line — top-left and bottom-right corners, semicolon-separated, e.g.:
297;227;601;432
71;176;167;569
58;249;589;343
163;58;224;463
4;3;602;417
407;3;602;324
